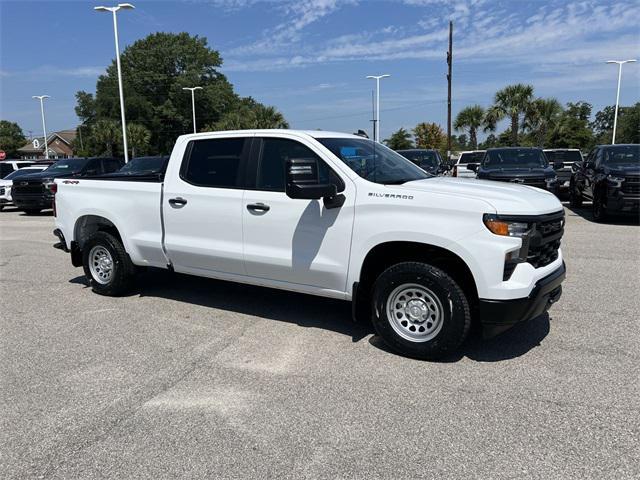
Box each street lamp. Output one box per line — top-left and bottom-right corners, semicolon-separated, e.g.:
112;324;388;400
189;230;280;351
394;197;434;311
606;59;637;144
94;3;135;162
366;74;390;142
32;95;50;160
182;86;203;133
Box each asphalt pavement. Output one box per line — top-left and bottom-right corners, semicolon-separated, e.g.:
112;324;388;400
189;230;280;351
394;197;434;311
1;205;639;479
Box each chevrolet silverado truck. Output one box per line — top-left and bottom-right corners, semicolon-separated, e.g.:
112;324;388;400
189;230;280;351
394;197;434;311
543;148;583;197
52;130;566;360
469;147;562;195
569;144;639;221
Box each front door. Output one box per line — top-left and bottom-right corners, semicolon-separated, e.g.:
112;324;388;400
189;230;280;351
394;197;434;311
242;136;355;294
163;135;250;276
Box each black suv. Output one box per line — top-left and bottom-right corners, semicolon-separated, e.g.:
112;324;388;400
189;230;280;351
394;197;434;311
469;147;561;194
569;144;639;221
12;157;124;214
396;149;449;175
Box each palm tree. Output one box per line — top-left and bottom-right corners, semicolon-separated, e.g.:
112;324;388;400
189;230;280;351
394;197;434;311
485;84;534;146
254;105;289;129
384;128;414;150
91;119;121;157
524;98;563;147
453;105;485;149
127;123;151;158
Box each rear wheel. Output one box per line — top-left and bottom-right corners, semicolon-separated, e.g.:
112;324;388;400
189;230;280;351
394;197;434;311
371;262;471;360
82;231;135;296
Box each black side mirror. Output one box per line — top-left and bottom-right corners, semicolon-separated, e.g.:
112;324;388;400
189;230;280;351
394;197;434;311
466;163;478;172
553;160;564;170
585;161;595;170
571;161;582;172
285;158;337;200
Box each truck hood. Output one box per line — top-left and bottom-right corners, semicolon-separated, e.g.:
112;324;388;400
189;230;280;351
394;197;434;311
396;177;563;215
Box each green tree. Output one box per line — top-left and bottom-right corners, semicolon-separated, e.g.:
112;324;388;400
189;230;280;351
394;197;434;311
127;123;151;158
617;102;640;144
524;98;563;147
548;102;594;150
0;120;26;158
92;119;121;157
384;127;413;150
485;84;534;146
413;122;447;151
206;98;287;131
454;105;485;149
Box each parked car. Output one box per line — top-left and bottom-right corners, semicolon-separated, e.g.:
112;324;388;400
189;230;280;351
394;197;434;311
53;130;565;360
543;149;583;196
0;160;37;178
12;157;123;214
569;144;639;221
396;149;449;175
469;147;561;194
453;150;485;178
0;166;48;211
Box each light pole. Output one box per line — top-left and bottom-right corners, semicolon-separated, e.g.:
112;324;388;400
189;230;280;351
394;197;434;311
32;95;50;159
182;87;203;133
94;3;135;162
366;74;390;142
606;59;636;144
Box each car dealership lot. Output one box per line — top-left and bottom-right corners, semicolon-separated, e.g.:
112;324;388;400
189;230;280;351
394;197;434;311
1;207;638;479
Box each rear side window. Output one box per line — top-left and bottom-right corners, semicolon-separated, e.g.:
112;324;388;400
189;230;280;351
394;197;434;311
103;158;123;173
182;138;246;188
256;138;341;192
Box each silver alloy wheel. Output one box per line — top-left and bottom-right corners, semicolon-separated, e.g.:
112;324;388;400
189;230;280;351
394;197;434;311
386;283;444;342
89;245;114;285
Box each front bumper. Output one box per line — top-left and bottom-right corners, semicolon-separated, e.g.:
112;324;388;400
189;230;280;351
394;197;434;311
606;191;640;214
13;194;53;210
479;262;566;338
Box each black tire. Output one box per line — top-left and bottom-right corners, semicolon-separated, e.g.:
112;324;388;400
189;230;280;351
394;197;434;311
24;209;41;215
371;262;471;360
82;231;135;296
592;190;608;222
569;181;583;208
0;205;4;211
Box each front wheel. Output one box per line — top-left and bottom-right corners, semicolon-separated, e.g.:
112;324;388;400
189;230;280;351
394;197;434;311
592;191;608;222
371;262;471;360
569;182;583;208
82;231;135;296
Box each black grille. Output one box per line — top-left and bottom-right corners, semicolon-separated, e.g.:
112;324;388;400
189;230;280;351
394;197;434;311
527;212;564;268
621;177;640;195
12;182;44;196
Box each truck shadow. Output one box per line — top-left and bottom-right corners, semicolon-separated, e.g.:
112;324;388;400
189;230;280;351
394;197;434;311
70;269;550;362
564;202;640;225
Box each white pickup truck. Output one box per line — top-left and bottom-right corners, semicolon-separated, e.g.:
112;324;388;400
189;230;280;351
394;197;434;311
53;130;566;359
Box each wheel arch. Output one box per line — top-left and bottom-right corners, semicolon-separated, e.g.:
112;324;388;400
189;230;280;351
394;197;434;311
356;241;479;307
74;214;125;251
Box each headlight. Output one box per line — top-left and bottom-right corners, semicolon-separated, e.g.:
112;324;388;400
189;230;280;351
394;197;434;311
606;175;624;187
483;214;531;237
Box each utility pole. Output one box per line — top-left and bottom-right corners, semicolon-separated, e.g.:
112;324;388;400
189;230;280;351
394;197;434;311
32;95;50;159
446;20;453;161
182;86;203;133
369;90;377;142
366;74;390;143
606;59;636;144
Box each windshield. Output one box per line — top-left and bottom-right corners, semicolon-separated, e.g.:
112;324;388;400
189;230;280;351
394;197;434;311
483;149;546;168
458;152;485;164
317;138;431;184
399;151;440;168
603;145;639;165
4;168;45;180
44;158;87;174
119;157;165;173
544;150;582;163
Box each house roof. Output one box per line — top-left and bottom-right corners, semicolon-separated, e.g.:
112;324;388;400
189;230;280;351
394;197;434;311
17;129;77;153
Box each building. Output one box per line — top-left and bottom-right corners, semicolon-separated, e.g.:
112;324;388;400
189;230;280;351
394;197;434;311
17;129;77;160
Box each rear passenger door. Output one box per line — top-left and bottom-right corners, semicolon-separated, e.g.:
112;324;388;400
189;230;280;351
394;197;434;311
242;136;355;294
163;135;250;276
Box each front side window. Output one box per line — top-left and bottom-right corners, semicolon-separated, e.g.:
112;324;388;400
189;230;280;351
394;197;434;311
256;138;339;191
317;137;430;185
182;138;246;188
458;152;485;164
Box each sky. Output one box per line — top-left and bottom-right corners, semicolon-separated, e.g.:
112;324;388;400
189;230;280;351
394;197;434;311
1;0;639;142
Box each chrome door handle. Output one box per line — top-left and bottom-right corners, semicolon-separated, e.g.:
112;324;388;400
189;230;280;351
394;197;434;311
169;197;187;208
247;202;270;213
